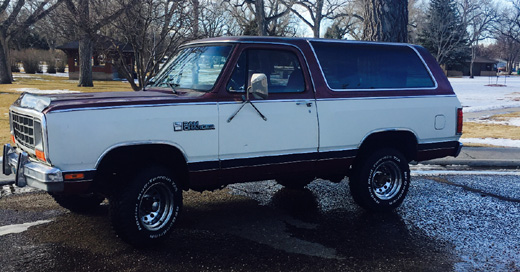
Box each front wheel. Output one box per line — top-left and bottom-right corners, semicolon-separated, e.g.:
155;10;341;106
51;193;105;213
109;167;182;246
349;148;410;212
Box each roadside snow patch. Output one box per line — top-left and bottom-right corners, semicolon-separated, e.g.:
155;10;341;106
473;117;520;127
0;220;52;236
12;88;79;94
449;76;520;112
460;138;520;148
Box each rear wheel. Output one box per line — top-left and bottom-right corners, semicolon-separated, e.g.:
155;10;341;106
349;148;410;212
109;166;182;246
276;178;313;189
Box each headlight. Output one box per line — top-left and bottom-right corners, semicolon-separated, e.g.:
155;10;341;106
34;121;43;150
33;120;46;162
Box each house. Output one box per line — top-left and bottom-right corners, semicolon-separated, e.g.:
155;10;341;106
462;56;498;76
57;39;134;81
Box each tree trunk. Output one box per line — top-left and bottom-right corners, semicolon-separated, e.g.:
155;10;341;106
77;0;93;87
312;25;320;38
362;0;408;43
0;35;12;84
469;45;476;78
312;0;324;38
255;0;267;36
78;37;94;87
192;0;200;38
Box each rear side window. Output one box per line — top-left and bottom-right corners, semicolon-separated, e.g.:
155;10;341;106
311;41;435;90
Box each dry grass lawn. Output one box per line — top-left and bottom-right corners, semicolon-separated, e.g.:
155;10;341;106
3;73;132;93
462;111;520;145
0;73;132;144
462;122;520;140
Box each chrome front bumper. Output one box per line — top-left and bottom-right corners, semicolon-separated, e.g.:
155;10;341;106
2;144;64;192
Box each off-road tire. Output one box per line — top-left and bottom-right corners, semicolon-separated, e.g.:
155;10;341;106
51;193;105;213
109;166;182;246
349;148;410;212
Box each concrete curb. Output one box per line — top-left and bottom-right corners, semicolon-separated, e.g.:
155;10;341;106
420;159;520;169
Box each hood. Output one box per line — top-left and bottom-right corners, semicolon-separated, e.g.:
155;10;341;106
13;88;211;113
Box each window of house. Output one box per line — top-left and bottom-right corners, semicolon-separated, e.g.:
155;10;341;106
311;42;435;90
227;49;305;93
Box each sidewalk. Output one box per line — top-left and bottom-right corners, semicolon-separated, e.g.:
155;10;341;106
421;146;520;169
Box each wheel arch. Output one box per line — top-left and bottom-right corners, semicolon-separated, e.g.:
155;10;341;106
94;142;190;193
357;129;418;163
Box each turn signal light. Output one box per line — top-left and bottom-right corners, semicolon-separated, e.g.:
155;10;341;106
35;149;46;162
64;173;85;180
11;134;15;144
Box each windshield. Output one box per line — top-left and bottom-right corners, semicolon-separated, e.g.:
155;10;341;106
152;45;233;92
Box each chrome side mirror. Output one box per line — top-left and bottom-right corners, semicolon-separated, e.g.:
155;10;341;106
249;73;268;100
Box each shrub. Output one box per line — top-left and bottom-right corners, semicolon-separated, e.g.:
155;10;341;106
47;59;57;74
20;49;46;74
23;58;40;74
56;61;66;73
9;50;21;72
11;63;20;73
15;49;66;74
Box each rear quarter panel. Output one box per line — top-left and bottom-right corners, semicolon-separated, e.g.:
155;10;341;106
316;95;461;153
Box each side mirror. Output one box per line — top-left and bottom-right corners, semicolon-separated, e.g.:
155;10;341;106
249;73;268;99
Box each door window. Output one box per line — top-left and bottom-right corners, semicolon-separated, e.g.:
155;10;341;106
227;49;305;93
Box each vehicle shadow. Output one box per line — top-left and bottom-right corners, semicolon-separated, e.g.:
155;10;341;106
23;184;456;272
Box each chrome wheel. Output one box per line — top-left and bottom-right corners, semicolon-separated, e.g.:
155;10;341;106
138;182;175;231
370;160;403;200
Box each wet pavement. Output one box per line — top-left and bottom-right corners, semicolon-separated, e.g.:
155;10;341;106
1;172;519;272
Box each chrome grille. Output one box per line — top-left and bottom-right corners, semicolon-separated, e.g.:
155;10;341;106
11;112;35;149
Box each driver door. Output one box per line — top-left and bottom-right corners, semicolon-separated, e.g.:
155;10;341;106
218;44;318;183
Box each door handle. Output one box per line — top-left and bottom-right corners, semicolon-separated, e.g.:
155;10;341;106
296;102;313;107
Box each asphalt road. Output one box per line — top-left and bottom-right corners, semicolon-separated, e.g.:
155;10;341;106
1;171;519;272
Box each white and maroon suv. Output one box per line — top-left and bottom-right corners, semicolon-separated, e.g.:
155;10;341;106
3;37;463;245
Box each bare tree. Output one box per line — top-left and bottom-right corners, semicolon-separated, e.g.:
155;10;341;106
362;0;408;42
194;0;242;37
110;0;187;91
63;0;134;87
0;0;64;84
496;35;520;74
493;5;520;75
493;1;520;62
499;0;520;44
485;36;520;74
226;0;293;36
324;0;364;40
459;0;498;78
288;0;351;38
407;0;427;44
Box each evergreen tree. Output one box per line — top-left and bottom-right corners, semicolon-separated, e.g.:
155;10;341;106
324;22;344;39
418;0;469;68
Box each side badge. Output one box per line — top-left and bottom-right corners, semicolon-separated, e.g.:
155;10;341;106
174;121;215;132
174;122;183;132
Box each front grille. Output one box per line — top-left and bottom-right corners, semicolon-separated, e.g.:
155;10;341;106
12;112;35;149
